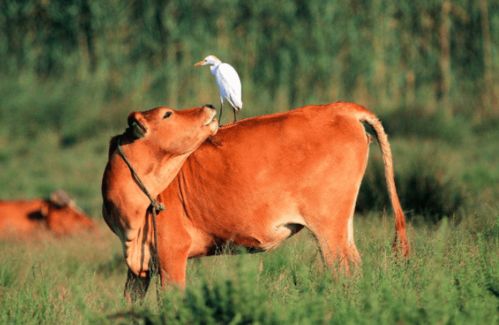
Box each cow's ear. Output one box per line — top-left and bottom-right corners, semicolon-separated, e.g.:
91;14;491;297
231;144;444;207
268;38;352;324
127;112;148;139
50;190;71;207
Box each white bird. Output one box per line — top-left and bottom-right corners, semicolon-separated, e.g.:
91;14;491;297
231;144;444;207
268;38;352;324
195;55;243;124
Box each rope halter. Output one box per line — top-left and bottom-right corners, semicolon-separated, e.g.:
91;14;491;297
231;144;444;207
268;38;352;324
116;136;164;302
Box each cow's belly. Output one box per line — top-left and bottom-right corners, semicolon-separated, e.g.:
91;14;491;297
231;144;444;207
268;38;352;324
188;209;306;256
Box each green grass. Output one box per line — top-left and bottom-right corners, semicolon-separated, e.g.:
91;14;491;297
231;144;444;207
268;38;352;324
0;213;497;324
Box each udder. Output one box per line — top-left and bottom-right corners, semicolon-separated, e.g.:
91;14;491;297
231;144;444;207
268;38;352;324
256;222;305;251
230;212;306;252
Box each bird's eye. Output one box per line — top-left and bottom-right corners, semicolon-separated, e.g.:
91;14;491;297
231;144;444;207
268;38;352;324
163;111;172;119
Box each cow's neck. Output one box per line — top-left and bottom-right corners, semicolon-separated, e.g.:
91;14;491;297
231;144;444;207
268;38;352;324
110;139;190;210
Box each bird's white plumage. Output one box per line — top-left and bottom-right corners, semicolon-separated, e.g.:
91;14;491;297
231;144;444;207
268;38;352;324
196;55;243;112
212;63;242;110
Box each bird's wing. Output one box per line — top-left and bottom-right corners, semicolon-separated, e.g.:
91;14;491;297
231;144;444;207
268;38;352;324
216;63;243;110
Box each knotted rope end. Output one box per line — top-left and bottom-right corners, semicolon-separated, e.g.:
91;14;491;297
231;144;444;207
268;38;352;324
151;201;165;215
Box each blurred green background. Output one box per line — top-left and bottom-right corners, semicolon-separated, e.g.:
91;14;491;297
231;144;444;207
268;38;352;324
0;0;497;218
0;1;498;324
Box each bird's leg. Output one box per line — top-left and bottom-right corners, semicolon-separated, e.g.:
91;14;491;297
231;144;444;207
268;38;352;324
218;102;224;126
233;109;237;123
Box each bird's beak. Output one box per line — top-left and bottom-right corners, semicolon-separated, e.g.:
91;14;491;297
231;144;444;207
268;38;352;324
194;60;204;67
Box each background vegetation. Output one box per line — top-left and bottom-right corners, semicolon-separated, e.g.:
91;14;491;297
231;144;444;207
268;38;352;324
0;0;497;323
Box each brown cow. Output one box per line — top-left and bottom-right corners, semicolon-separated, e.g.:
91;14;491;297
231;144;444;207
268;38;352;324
0;190;95;238
102;102;409;300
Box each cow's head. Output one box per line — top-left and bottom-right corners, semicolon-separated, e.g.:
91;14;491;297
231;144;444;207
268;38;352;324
102;105;218;285
43;190;95;236
126;104;218;155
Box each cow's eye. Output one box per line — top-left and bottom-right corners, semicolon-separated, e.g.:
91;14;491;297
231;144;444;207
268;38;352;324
163;111;172;119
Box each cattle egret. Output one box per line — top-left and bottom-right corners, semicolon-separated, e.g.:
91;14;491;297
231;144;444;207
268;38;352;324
195;55;243;124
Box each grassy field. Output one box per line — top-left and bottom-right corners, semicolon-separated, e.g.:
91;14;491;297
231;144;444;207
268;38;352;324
0;126;497;324
0;209;497;324
0;1;498;323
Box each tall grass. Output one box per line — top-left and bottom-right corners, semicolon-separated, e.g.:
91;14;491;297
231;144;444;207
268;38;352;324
0;214;497;324
0;0;497;123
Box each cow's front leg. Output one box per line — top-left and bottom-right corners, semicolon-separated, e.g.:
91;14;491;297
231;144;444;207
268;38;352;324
156;217;192;288
158;240;190;288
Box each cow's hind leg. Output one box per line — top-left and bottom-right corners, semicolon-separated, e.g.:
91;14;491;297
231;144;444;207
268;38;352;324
306;195;361;274
124;269;151;303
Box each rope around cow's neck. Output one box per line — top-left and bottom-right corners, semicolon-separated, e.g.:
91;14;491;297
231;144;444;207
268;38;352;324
116;137;164;303
116;138;165;214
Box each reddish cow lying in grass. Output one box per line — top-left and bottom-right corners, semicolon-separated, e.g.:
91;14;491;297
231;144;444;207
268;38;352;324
102;102;409;301
0;190;95;238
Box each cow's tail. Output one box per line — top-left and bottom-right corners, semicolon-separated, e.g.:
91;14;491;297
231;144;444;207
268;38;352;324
356;108;410;257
